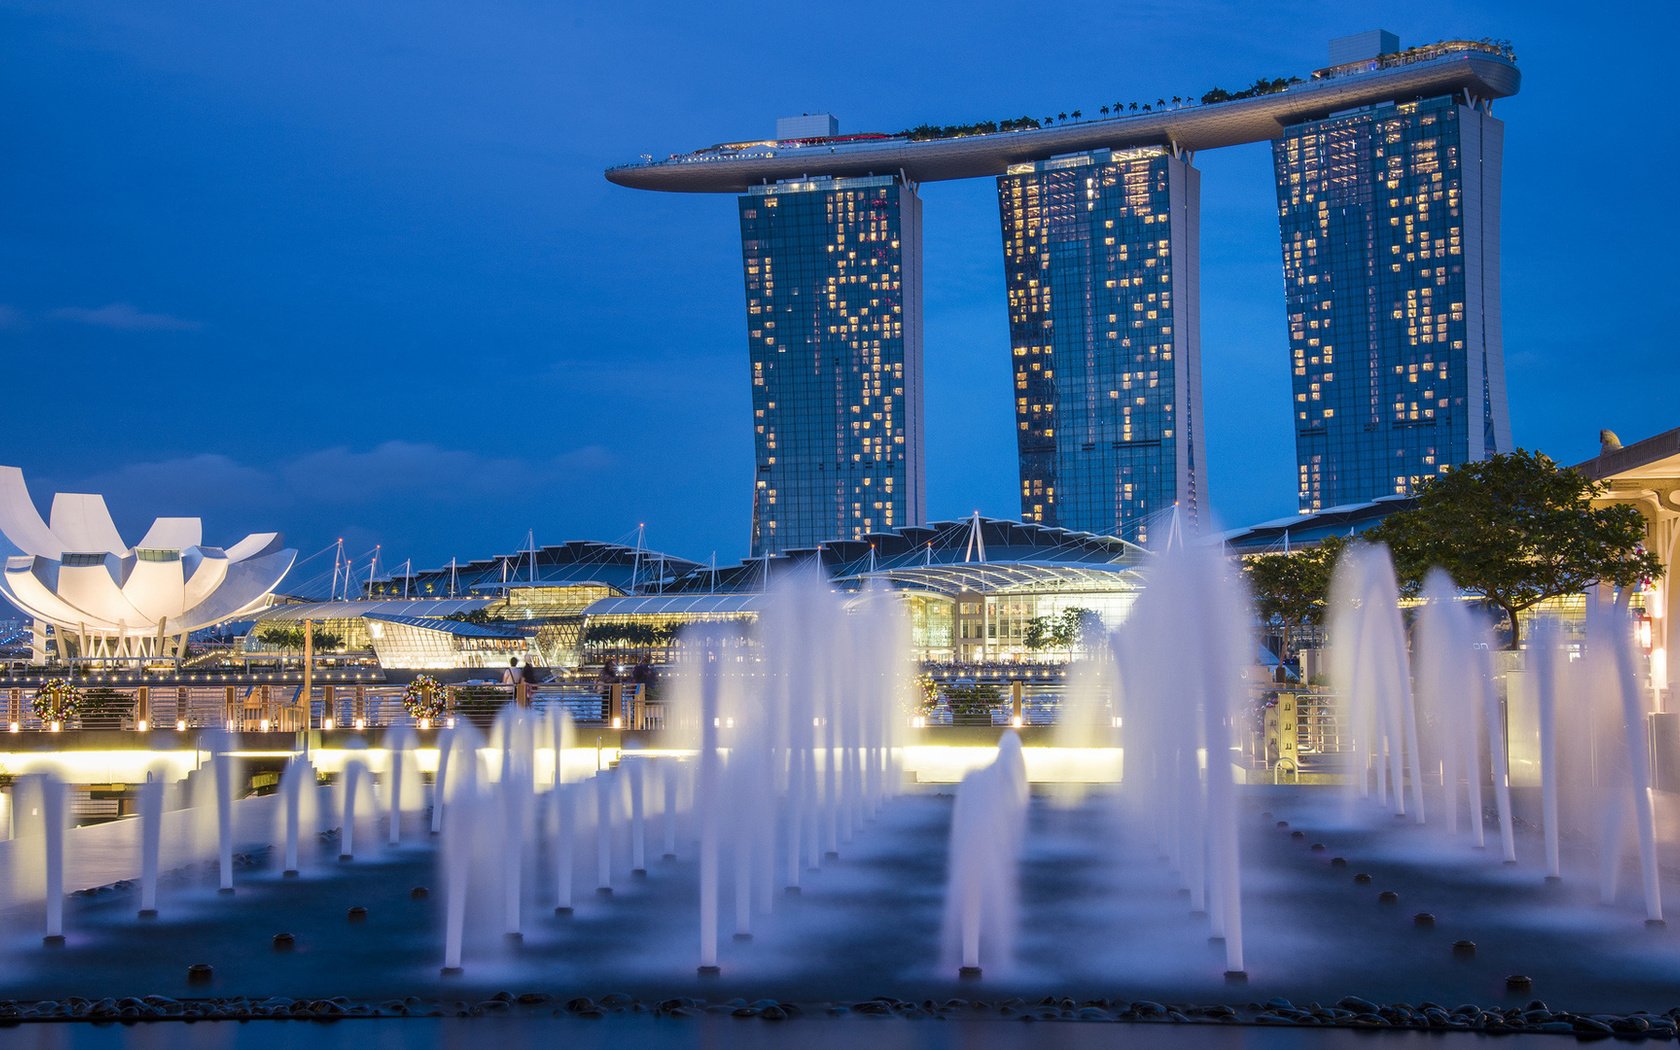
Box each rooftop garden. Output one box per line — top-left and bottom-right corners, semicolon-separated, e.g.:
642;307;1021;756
881;38;1514;145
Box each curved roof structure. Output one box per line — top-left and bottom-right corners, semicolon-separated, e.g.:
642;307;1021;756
585;593;769;618
857;561;1145;598
371;538;702;598
662;515;1145;594
607;43;1519;194
0;467;296;655
253;597;495;622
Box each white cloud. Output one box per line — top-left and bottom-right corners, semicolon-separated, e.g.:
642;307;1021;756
50;302;204;332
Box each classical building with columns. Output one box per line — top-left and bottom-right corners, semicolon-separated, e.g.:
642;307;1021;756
1580;427;1680;710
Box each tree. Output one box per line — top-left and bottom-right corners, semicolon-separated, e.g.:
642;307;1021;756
1366;450;1662;649
1024;615;1057;654
1065;607;1106;656
1243;534;1348;661
1025;608;1104;659
255;625;343;651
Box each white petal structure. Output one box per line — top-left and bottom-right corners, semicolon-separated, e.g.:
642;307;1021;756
0;466;296;660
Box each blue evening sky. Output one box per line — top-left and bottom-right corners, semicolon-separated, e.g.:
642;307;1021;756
1;1;1672;591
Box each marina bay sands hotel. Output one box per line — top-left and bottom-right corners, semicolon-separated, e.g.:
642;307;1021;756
606;32;1520;556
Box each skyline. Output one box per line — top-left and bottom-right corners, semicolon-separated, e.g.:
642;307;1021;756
2;2;1673;592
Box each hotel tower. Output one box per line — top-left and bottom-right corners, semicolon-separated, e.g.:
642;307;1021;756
738;165;925;556
607;32;1518;545
1275;84;1509;511
998;148;1203;545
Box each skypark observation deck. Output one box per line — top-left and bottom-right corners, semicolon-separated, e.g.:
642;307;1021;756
605;42;1518;192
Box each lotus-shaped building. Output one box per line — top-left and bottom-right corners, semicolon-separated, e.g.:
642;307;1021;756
0;466;296;660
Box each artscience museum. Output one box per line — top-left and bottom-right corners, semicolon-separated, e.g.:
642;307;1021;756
0;466;295;661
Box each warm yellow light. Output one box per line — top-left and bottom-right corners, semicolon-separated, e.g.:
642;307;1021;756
136;719;149;732
1011;715;1024;728
175;719;186;732
7;722;17;734
322;717;334;730
611;717;623;729
354;718;367;731
259;719;271;732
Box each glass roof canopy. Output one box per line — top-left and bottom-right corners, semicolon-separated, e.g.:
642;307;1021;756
853;561;1145;597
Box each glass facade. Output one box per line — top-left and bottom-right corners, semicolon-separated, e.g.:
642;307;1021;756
739;175;925;556
1275;95;1509;512
997;149;1204;545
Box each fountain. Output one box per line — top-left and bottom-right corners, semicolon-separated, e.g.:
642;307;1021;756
137;774;163;916
1412;568;1515;855
943;730;1028;978
384;725;419;847
0;551;1677;1043
1110;540;1249;978
1328;543;1424;821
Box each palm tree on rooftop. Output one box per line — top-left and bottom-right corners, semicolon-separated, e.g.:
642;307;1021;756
1099;105;1109;115
1070;109;1082;120
1057;111;1067;121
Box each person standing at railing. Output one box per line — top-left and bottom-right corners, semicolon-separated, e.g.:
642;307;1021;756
502;657;525;706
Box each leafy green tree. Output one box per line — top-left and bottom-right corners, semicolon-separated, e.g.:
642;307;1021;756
1064;607;1106;656
1024;608;1104;658
1367;450;1662;648
1024;615;1057;653
1243;534;1348;660
256;625;343;651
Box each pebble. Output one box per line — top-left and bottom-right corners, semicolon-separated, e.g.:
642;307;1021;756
1;979;1677;1039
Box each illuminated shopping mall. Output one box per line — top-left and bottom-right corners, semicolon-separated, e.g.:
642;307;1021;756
237;516;1147;672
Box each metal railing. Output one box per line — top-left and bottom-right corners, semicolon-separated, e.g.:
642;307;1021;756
0;682;659;734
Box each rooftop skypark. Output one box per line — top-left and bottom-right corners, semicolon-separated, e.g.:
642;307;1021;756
605;39;1518;193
